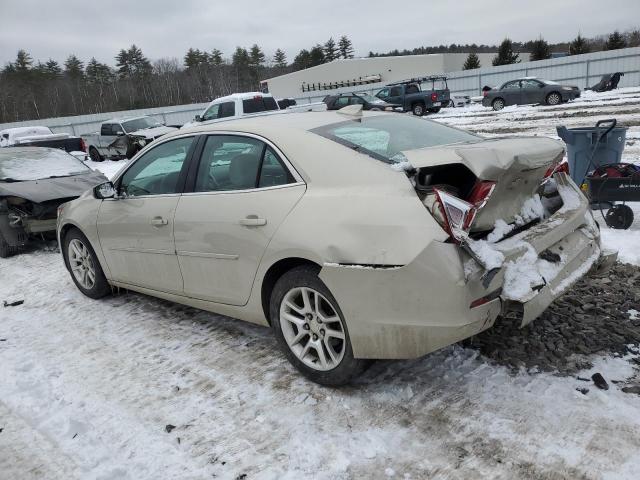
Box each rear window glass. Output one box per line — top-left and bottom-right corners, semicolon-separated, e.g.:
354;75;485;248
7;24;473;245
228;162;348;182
243;96;278;114
310;115;481;164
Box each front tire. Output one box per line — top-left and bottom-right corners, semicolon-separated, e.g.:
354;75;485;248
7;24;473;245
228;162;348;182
546;92;561;106
270;265;367;386
89;147;103;162
63;228;111;299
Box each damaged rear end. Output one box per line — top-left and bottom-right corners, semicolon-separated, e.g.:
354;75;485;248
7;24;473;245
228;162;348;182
403;137;616;326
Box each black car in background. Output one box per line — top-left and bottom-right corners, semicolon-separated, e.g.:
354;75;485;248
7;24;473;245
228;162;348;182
323;93;400;111
482;78;581;111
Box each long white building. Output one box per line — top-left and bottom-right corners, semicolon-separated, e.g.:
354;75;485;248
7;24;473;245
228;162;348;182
260;53;529;99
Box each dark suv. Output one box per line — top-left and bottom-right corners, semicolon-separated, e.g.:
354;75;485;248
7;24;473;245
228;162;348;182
375;76;450;116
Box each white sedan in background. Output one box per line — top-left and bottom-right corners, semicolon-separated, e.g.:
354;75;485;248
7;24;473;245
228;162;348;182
57;107;614;385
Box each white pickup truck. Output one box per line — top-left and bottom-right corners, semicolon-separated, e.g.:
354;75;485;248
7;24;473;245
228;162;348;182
83;116;177;161
182;92;281;129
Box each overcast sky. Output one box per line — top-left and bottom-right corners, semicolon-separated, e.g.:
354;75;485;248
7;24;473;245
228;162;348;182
1;0;638;67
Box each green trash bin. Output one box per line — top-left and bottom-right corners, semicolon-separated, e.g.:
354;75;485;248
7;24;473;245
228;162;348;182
556;119;627;185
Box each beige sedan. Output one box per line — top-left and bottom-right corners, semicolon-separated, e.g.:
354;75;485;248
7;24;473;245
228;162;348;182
57;108;615;385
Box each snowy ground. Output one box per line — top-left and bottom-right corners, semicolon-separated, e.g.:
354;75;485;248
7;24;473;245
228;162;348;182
1;89;640;480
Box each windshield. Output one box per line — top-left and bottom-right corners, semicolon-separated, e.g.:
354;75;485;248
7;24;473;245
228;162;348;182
122;117;162;133
357;93;385;104
310;115;481;164
0;148;90;181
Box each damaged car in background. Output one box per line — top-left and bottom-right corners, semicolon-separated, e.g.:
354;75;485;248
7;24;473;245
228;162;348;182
83;116;178;162
0;147;107;257
56;108;615;385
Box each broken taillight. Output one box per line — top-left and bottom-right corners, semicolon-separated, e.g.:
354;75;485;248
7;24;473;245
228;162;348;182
431;92;438;102
433;188;476;242
467;180;496;209
543;160;569;178
80;138;87;153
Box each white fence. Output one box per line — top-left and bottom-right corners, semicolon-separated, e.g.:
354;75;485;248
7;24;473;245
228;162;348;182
1;47;639;135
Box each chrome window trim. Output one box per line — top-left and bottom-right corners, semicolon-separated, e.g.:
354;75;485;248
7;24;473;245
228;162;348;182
181;181;305;197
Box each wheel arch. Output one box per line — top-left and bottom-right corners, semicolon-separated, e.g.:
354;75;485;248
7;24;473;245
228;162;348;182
260;256;322;324
59;222;106;275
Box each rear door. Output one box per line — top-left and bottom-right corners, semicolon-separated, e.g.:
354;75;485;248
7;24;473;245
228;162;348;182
174;134;306;305
499;80;523;105
97;135;197;294
520;79;545;104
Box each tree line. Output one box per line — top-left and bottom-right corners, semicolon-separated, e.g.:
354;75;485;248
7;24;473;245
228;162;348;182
0;36;355;123
457;29;637;70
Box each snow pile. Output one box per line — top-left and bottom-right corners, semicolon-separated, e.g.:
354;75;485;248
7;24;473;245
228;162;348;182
465;237;505;270
486;218;515;243
0;149;90;181
628;309;639;320
501;243;545;301
390;160;413;172
516;194;545;224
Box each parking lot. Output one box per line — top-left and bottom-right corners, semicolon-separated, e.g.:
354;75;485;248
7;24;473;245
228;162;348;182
1;88;640;480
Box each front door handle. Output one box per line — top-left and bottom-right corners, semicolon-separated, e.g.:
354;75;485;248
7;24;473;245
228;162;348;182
239;215;267;227
151;216;169;226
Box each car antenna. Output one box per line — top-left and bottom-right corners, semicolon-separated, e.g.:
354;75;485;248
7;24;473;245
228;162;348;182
337;104;363;117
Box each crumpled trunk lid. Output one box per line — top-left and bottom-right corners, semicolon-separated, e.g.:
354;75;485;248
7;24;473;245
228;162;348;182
403;137;564;231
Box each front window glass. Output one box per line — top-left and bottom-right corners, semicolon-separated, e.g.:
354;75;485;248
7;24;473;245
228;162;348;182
356;93;384;104
0;149;90;181
376;88;390;99
122;117;162;133
119;137;193;196
202;104;220;121
389;86;403;97
521;79;542;89
310;115;481;164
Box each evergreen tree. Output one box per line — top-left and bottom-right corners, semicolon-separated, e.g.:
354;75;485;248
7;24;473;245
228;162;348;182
530;36;551;61
338;35;354;58
628;29;640;47
292;49;311;70
14;50;33;72
184;48;204;68
44;59;61;76
569;33;590;55
86;57;113;84
64;54;84;78
492;38;520;66
273;49;287;68
309;45;326;66
210;48;224;65
232;47;250;68
463;52;481;70
324;37;338;61
248;44;265;68
604;30;627;50
116;45;151;78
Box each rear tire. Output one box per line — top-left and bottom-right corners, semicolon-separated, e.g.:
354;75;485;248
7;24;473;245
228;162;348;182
492;98;505;111
270;265;367;386
89;147;103;162
546;92;561;106
412;103;425;116
62;228;111;299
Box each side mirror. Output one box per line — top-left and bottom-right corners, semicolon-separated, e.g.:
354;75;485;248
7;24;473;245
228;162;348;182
195;115;202;122
94;181;117;199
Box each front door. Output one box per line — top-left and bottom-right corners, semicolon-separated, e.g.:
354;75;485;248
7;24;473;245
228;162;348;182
174;134;305;305
97;135;196;294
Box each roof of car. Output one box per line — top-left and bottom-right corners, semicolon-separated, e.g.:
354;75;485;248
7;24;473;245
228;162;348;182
106;115;149;123
208;92;274;104
176;110;388;138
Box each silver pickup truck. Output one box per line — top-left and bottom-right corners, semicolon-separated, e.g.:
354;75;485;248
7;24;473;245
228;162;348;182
83;116;177;161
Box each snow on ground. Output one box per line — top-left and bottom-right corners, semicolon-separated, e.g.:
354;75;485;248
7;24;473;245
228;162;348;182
1;88;640;480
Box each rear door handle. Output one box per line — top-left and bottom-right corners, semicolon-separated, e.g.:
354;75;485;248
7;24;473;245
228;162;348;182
239;215;267;227
151;216;169;226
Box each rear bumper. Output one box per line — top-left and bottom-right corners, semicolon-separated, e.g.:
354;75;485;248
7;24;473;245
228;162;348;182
319;173;613;360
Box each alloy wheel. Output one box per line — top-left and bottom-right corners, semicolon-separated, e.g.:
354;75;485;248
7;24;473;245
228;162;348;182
68;238;96;290
548;93;561;105
279;286;346;371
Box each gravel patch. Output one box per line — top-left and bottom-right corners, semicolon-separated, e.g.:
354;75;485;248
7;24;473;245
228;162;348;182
468;262;640;374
